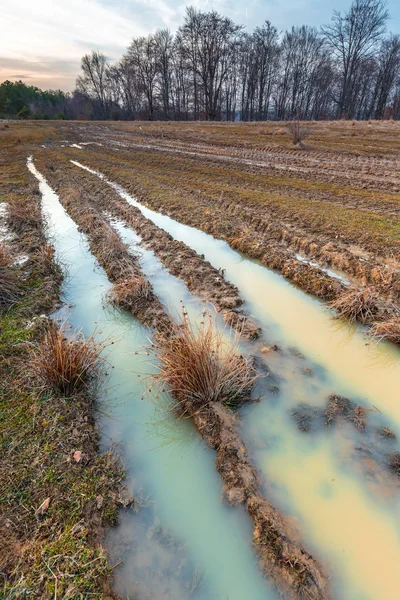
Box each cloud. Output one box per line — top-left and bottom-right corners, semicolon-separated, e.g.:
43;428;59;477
1;0;399;91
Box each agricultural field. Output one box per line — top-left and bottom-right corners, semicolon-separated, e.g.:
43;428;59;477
1;119;400;600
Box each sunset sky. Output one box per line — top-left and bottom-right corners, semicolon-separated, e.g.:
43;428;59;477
2;0;400;92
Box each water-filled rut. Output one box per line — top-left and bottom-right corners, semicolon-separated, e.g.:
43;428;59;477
69;158;400;600
27;157;276;600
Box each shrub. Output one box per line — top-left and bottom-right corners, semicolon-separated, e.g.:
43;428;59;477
286;120;313;145
28;322;105;395
150;309;258;411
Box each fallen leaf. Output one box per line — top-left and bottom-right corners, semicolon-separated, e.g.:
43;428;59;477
38;497;50;514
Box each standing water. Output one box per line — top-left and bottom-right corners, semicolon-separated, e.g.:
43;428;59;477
70;159;400;600
27;157;276;600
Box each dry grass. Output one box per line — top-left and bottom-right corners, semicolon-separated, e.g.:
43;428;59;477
325;394;368;432
329;287;379;323
28;322;105;395
150;309;258;411
107;275;152;312
0;243;20;308
371;318;400;344
7;201;42;235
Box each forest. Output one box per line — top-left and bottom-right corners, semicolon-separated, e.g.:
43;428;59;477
1;0;400;121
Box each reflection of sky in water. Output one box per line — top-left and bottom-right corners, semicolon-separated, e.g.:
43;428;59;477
29;157;275;600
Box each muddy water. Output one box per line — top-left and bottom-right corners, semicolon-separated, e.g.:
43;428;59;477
71;160;400;600
27;157;275;600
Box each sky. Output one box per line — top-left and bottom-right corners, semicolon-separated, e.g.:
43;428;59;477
1;0;400;92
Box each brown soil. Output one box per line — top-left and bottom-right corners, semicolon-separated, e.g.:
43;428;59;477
63;148;399;326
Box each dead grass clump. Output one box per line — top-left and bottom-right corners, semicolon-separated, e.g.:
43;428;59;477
150;310;258;411
387;452;400;476
329;287;379;323
7;201;42;234
107;276;152;313
325;394;367;431
371;318;400;345
0;243;20;307
286;120;313;146
29;322;104;395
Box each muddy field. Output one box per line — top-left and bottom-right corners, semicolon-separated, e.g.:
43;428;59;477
1;120;400;600
44;120;400;325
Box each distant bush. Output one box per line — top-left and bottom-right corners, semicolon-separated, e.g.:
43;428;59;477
286;119;313;146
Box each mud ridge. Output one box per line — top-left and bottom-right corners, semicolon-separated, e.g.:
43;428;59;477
80;158;397;325
41;150;262;338
34;156;171;331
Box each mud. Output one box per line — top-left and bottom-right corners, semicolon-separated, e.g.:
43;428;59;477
68;153;399;325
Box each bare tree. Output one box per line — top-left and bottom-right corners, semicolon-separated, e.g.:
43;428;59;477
126;35;158;119
178;8;242;120
372;35;400;117
322;0;389;117
76;51;110;118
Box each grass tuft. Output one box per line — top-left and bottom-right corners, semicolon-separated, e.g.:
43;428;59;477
107;275;152;313
371;317;400;345
329;287;379;323
387;452;400;476
28;322;105;395
7;200;42;235
0;243;20;308
150;309;258;411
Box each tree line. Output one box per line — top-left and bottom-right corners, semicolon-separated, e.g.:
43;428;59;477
2;0;400;121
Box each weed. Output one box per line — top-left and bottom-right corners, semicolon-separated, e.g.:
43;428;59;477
7;200;42;235
107;275;152;313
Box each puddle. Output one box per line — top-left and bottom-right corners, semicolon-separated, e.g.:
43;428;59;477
70;159;400;599
27;157;275;600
